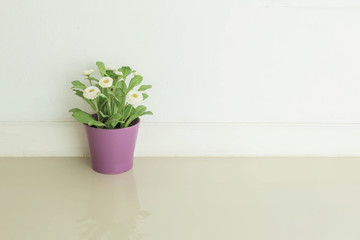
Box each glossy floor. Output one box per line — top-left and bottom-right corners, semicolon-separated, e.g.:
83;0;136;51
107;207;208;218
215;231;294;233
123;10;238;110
1;157;360;240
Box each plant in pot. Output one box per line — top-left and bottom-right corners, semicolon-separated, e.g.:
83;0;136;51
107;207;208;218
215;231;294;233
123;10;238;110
69;62;152;174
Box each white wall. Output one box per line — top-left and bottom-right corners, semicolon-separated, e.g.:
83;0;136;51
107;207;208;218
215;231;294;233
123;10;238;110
1;0;360;156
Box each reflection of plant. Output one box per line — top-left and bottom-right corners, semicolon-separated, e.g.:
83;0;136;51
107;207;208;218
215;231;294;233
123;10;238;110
78;210;150;240
78;172;149;240
70;62;153;129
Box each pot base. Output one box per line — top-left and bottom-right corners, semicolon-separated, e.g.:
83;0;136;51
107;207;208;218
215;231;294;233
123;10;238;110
92;166;133;175
92;161;133;175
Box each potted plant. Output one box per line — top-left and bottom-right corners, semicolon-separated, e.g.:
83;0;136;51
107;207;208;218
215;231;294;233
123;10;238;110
69;62;152;174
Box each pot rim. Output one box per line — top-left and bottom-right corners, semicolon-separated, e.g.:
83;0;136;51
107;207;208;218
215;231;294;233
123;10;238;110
83;117;140;131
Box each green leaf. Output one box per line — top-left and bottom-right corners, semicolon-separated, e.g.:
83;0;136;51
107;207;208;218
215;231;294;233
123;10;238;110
99;111;109;118
142;111;153;116
115;88;122;97
124;105;147;128
96;62;106;77
138;85;152;91
135;105;147;115
114;80;127;108
71;80;86;90
106;70;116;79
116;80;127;95
98;93;107;99
108;91;121;103
88;120;106;127
119;66;132;77
112;103;119;114
127;75;143;92
124;105;135;119
142;93;149;100
105;113;123;128
125;115;137;128
114;90;125;106
73;89;83;98
72;111;95;124
69;108;82;113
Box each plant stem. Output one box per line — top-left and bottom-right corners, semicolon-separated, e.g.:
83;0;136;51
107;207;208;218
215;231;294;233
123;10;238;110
123;105;133;128
87;77;92;86
93;98;101;122
106;89;112;116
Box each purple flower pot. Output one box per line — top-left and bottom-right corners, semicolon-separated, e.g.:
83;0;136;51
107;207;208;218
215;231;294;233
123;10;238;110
84;118;140;174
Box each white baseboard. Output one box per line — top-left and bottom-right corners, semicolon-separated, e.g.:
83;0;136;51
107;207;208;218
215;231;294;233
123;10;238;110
1;121;360;157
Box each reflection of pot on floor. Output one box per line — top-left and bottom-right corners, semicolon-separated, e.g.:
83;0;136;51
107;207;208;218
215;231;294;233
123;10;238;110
78;171;150;240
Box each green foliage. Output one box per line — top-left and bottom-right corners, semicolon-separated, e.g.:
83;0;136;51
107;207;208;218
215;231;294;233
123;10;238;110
69;62;153;129
96;62;106;77
142;93;149;100
116;80;127;96
119;66;132;77
123;104;136;119
143;111;153;115
73;89;83;98
70;109;105;127
127;75;143;92
138;85;152;91
105;113;123;128
69;108;82;113
98;93;107;99
88;120;106;127
71;80;86;90
99;111;109;118
124;105;149;128
106;70;116;79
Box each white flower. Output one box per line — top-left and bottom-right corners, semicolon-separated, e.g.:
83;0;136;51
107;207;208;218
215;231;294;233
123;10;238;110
114;71;123;76
106;65;117;71
133;71;142;76
82;69;94;76
99;77;113;88
83;86;100;100
126;90;143;105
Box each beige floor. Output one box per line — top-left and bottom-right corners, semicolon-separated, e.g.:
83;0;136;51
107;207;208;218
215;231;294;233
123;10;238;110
1;157;360;240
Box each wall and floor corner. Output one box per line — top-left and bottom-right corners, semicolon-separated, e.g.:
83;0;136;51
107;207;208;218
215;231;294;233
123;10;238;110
1;0;360;157
2;122;360;157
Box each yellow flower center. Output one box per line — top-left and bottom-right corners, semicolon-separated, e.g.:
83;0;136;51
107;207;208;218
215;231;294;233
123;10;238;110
103;79;109;83
132;93;138;98
89;89;95;93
